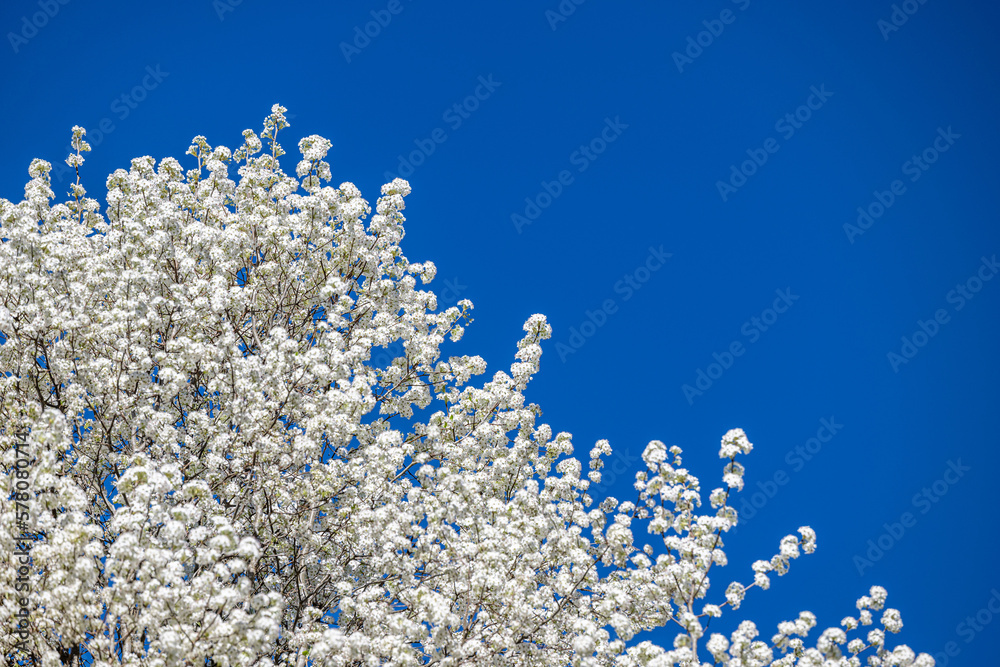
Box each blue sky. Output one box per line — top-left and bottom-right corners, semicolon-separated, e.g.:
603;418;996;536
2;0;999;663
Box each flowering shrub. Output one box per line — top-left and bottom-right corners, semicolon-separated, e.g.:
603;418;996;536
0;106;933;666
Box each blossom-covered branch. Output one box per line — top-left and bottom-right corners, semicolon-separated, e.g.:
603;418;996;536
0;107;932;667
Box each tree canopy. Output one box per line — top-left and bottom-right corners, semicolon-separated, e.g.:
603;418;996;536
0;107;933;667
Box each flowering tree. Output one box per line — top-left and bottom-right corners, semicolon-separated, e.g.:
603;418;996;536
0;106;933;667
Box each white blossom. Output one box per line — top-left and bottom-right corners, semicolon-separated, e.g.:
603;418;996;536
882;608;904;633
0;110;931;667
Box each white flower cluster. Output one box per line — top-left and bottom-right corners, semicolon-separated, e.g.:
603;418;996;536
0;111;933;666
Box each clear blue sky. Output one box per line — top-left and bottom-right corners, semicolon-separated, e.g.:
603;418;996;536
2;0;998;663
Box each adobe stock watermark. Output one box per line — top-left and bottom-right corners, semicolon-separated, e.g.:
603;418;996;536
853;458;970;575
716;84;834;201
7;0;71;54
382;75;501;183
10;426;32;657
545;0;587;31
844;126;960;243
930;589;1000;667
731;417;843;534
511;116;628;234
681;288;799;405
555;246;671;363
877;0;931;41
213;0;245;21
671;0;751;73
340;0;414;63
590;446;641;492
887;254;997;372
50;65;171;184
